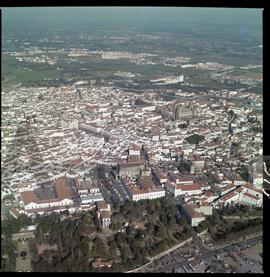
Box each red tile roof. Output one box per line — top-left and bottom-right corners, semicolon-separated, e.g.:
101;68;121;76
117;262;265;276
221;192;237;202
85;104;99;110
127;176;164;194
10;208;21;219
92;258;112;268
120;155;144;166
77;179;98;191
130;143;141;151
100;210;111;220
243;183;262;193
20;191;40;205
20;177;72;206
178;183;201;191
242;192;260;201
204;191;214;197
177;176;193;183
183;204;205;219
97;201;109;211
55;177;72;200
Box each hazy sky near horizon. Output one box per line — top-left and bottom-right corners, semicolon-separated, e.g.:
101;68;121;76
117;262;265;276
2;7;262;27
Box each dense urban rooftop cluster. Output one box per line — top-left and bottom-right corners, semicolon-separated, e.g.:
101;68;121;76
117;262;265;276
2;79;263;228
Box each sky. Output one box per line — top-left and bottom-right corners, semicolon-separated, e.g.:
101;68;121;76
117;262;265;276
2;7;263;27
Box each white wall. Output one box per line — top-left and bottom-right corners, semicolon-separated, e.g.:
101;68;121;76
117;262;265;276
132;190;165;201
191;217;205;227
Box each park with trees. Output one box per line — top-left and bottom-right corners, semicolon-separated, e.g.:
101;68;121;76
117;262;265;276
26;197;193;272
2;197;262;272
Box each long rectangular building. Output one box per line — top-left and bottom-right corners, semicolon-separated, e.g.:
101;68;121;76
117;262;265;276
165;180;201;197
126;176;165;201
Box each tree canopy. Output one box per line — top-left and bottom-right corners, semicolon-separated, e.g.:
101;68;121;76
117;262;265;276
185;133;205;145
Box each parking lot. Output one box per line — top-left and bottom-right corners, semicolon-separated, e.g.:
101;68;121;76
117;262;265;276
140;234;263;273
115;178;130;201
99;172;130;204
98;181;114;204
242;240;262;262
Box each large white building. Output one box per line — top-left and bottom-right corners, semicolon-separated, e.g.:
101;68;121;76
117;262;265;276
241;192;262;206
131;189;166;201
75;178;104;209
182;204;204;227
165;179;202;197
100;210;111;227
253;176;263;188
218;183;262;207
182;203;213;227
80;193;104;205
76;178;100;195
97;201;112;228
240;183;262;206
20;177;74;216
126;176;165;201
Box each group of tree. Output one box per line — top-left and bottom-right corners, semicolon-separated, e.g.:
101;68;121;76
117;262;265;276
1;234;16;271
27;197;195;272
228;109;235;119
252;125;262;133
185;134;205;145
178;122;188;129
108;197;192;270
198;207;263;242
235;166;250;182
214;217;262;241
2;214;33;237
31;210;105;272
134;98;146;106
1;214;36;271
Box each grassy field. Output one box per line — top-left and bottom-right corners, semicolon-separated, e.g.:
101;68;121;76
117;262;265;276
230;68;262;79
2;63;61;87
2;46;261;89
